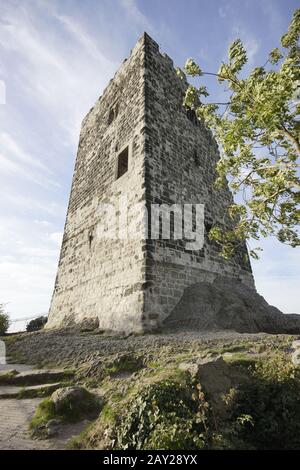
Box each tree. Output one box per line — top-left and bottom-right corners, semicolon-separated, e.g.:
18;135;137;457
179;8;300;258
0;304;10;336
26;316;47;332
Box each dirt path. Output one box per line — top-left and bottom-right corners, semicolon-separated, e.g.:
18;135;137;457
0;364;88;450
0;398;50;450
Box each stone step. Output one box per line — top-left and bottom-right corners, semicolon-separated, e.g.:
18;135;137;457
0;368;74;386
0;382;62;399
0;363;34;373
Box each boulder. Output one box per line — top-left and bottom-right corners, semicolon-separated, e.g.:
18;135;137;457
164;276;300;334
51;386;92;414
179;356;247;415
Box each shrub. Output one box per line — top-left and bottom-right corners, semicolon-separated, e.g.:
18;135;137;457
0;305;10;336
26;316;47;332
116;379;211;450
221;353;300;449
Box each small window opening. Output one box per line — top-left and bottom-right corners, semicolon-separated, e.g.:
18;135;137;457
194;149;200;166
88;229;94;248
205;220;213;233
107;102;119;126
117;147;129;179
108;108;115;125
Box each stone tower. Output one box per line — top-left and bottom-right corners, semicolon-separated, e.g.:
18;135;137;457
47;33;254;333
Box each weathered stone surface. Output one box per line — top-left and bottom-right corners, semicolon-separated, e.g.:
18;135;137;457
292;340;300;349
47;32;254;333
0;383;62;399
51;386;92;414
164;276;300;334
45;419;62;438
0;368;74;386
179;356;246;415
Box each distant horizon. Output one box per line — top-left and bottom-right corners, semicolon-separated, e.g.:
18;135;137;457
1;0;299;330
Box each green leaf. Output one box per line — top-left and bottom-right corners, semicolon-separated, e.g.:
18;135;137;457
184;58;203;77
269;48;284;64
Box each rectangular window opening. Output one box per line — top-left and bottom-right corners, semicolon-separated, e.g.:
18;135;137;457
117;146;129;179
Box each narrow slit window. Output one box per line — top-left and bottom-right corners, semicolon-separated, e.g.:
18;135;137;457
117;147;129;179
194;149;200;166
108;108;115;125
108;102;119;125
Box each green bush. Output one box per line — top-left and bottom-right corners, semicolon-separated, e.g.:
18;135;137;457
110;354;300;450
26;316;47;332
0;305;9;336
224;354;300;449
116;379;211;450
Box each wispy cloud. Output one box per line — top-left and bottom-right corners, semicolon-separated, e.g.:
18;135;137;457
0;132;49;172
0;2;117;146
121;0;154;33
231;26;260;64
0;152;59;188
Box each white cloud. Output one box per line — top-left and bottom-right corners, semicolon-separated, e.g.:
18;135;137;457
0;259;56;331
54;14;113;65
0;2;117;146
49;231;63;246
0;132;49;172
0;215;60;328
0;152;59;188
251;237;300;313
34;220;52;227
1;192;65;216
244;37;259;64
218;6;230;19
0;80;6;104
121;0;154;33
229;26;260;65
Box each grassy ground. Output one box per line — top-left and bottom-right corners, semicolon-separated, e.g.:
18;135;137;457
3;331;300;449
69;334;300;450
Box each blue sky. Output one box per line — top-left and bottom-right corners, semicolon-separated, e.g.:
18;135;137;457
0;0;299;331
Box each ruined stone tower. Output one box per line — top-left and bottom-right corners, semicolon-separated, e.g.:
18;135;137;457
47;33;254;332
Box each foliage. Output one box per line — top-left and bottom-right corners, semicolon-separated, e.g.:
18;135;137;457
55;336;300;450
115;378;211;450
26;316;47;332
99;354;300;450
29;397;57;431
180;8;300;258
222;353;300;449
0;304;10;336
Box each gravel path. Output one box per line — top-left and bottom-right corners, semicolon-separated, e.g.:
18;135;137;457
6;328;276;371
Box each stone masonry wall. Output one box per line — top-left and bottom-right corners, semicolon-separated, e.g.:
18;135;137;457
47;33;254;333
47;35;149;332
141;35;254;330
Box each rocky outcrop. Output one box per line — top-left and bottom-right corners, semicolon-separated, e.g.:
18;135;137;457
164;277;300;334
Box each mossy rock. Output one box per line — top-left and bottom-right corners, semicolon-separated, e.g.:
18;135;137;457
30;386;102;438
